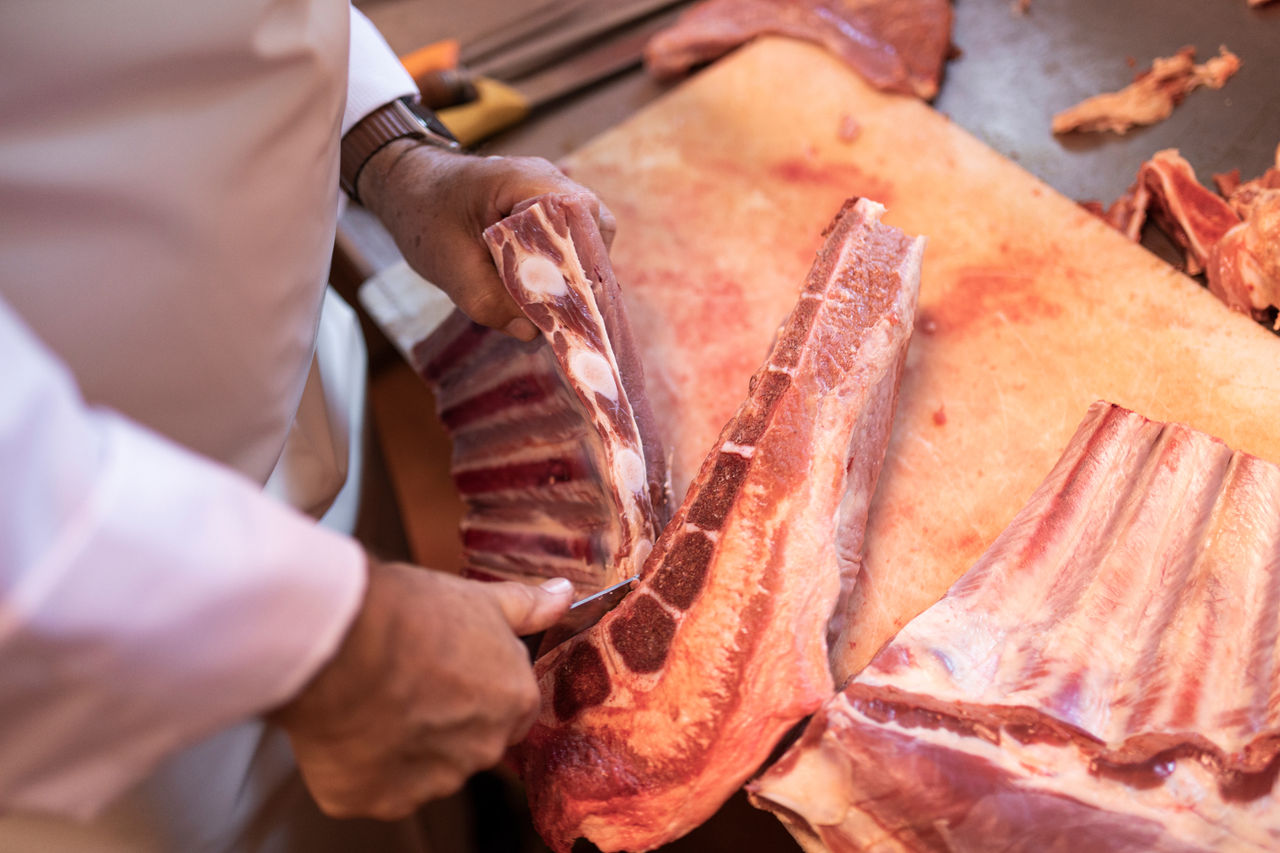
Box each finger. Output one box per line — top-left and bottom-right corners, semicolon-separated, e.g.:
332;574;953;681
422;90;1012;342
503;316;538;341
440;248;528;333
489;577;575;635
596;201;618;250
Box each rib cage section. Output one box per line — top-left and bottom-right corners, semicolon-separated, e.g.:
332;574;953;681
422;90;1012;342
411;194;669;596
856;401;1280;773
752;402;1280;852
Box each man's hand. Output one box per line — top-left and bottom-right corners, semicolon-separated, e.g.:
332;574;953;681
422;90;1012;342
358;140;617;341
267;556;574;820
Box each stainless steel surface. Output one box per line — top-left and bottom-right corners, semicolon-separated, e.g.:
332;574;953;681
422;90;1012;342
935;0;1280;203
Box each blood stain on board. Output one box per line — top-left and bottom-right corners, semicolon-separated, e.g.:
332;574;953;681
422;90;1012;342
928;243;1068;336
768;158;894;207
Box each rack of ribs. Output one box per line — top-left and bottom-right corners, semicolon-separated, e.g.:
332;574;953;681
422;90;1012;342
513;197;924;852
751;400;1280;852
410;193;669;595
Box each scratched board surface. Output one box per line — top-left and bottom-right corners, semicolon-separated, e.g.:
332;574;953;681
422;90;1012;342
558;37;1280;684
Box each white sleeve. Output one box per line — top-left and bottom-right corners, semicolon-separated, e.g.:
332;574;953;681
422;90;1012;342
0;296;366;820
343;5;418;135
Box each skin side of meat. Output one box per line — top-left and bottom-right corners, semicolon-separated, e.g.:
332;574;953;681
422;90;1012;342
513;198;924;853
643;0;953;99
1052;47;1241;136
751;401;1280;851
409;194;669;594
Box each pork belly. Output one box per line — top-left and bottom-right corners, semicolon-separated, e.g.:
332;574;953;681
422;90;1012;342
644;0;953;100
513;198;924;852
410;193;669;594
752;401;1280;852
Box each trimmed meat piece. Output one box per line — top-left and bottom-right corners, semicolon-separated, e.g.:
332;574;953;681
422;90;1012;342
1088;147;1280;321
644;0;953;99
752;401;1280;852
1133;150;1240;275
1052;46;1240;135
514;198;924;853
1209;189;1280;317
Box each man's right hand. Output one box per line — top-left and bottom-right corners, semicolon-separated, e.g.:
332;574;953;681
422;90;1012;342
267;556;574;820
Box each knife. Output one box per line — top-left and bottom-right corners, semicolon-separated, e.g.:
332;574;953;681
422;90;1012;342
522;575;638;659
429;9;679;147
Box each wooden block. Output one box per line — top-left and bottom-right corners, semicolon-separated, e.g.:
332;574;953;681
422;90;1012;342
368;360;465;573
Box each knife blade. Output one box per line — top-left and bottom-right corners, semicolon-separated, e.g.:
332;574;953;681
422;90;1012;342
433;10;678;147
522;575;638;659
467;0;687;82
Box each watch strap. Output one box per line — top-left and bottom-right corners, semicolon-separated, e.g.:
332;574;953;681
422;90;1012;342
340;97;460;203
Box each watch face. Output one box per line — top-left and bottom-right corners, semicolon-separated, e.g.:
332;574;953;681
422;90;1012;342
401;97;460;146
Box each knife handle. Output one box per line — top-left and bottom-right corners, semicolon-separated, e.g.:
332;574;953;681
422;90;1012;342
437;77;531;147
414;68;479;110
400;39;460;80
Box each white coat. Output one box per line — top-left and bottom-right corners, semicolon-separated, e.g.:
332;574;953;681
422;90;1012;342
0;1;426;849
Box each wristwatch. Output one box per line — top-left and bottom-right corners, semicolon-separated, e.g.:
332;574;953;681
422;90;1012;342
339;96;461;203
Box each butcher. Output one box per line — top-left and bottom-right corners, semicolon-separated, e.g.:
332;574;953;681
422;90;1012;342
0;1;615;850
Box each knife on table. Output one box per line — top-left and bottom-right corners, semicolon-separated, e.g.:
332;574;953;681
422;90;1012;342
522;574;638;659
410;5;682;147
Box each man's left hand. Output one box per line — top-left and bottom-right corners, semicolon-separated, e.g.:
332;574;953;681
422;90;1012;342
357;141;616;341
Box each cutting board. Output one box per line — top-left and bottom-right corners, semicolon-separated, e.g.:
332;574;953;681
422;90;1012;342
543;37;1280;682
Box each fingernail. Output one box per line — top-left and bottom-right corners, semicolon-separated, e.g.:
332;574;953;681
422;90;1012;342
503;317;538;342
539;577;573;595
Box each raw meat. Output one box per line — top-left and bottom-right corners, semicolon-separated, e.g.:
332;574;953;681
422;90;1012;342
1208;189;1280;317
410;193;669;594
513;198;924;853
643;0;954;99
1127;149;1239;275
1052;47;1240;135
751;401;1280;852
1087;147;1280;321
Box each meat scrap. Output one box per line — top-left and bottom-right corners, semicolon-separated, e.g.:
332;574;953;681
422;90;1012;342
513;198;924;853
752;401;1280;852
1087;146;1280;322
410;193;670;595
644;0;954;100
1052;46;1240;135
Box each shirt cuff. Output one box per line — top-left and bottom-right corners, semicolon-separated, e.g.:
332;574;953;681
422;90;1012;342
343;6;418;137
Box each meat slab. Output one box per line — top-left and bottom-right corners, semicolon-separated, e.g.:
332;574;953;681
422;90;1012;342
512;198;924;852
643;0;953;99
1052;46;1240;136
410;193;669;594
751;401;1280;852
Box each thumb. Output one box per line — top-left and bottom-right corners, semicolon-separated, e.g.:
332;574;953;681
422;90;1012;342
490;577;575;635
